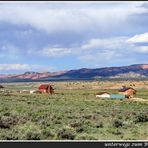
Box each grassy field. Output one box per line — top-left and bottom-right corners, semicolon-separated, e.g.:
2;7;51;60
0;81;148;140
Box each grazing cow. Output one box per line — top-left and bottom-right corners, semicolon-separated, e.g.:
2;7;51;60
118;86;136;98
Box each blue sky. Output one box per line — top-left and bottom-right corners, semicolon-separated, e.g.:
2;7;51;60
0;1;148;74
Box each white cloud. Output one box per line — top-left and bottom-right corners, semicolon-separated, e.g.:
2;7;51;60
135;46;148;53
27;46;73;58
77;34;148;66
81;37;127;50
77;37;126;66
38;47;72;57
0;32;146;73
29;37;127;58
0;3;147;72
0;3;147;34
126;32;148;53
28;34;147;60
79;50;121;65
0;64;54;73
1;31;145;65
127;32;148;43
0;64;30;71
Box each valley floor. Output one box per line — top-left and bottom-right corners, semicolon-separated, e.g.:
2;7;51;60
0;81;147;140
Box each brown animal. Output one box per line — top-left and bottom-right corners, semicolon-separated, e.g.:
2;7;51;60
118;86;136;98
38;84;54;94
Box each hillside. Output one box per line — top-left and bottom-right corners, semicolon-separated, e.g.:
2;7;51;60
0;64;148;82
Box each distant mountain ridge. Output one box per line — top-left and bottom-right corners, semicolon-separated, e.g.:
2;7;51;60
0;64;148;82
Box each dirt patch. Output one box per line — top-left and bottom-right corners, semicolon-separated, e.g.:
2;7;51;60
128;98;148;103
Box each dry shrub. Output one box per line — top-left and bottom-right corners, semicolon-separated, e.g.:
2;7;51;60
0;114;19;128
75;133;97;140
57;127;76;140
112;119;123;128
134;113;148;123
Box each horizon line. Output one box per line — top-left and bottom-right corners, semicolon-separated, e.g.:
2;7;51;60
0;63;147;75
